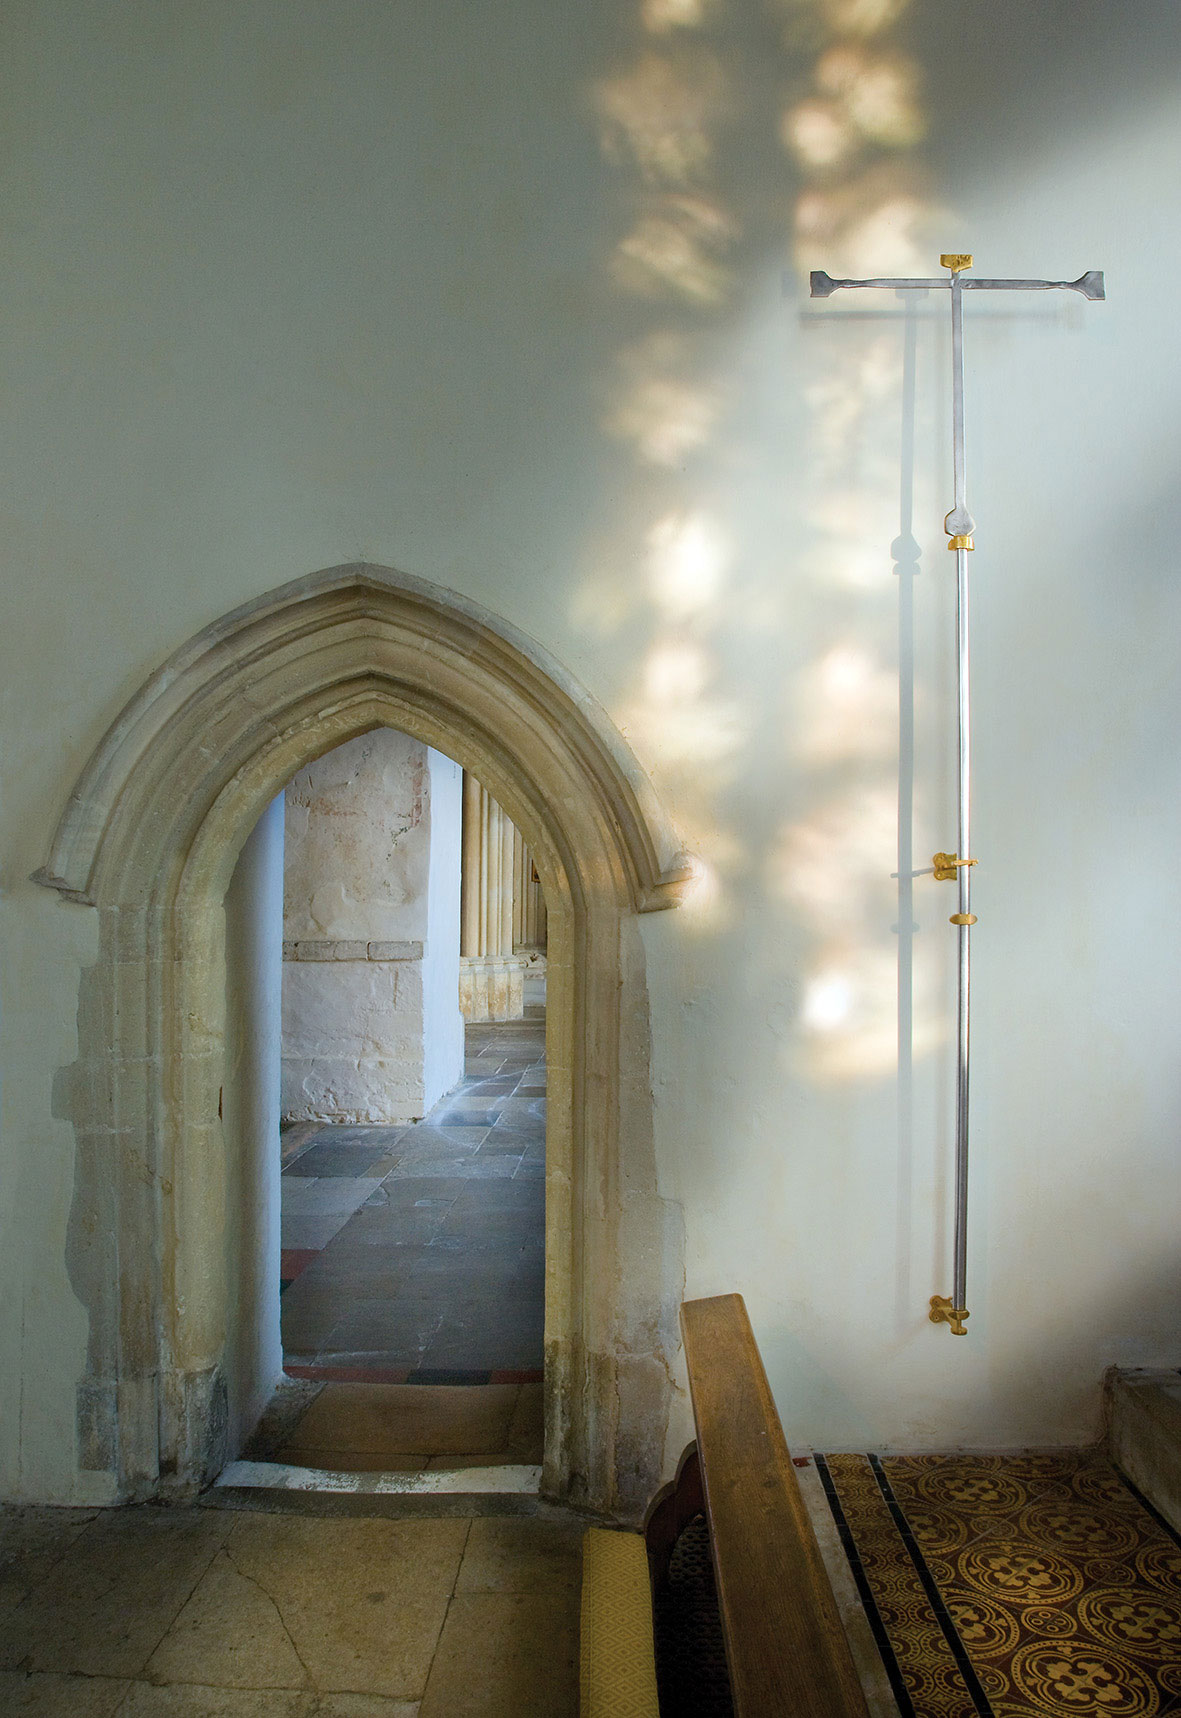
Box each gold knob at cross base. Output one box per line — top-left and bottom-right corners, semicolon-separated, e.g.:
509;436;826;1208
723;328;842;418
949;913;977;926
930;1295;969;1335
941;253;973;272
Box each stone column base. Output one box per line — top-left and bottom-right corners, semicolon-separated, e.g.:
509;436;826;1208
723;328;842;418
459;954;527;1022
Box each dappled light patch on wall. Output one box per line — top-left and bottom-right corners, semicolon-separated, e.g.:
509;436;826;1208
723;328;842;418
771;784;945;1082
605;332;724;467
595;51;728;187
646;509;730;618
582;0;755;926
772;787;895;927
642;0;718;34
612;194;739;306
793;645;898;762
798;947;900;1079
624;637;747;773
578;0;947;961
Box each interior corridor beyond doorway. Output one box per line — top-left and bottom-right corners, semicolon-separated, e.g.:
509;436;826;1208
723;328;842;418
279;978;545;1380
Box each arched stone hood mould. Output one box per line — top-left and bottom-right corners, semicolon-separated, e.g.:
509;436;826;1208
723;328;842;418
33;562;692;911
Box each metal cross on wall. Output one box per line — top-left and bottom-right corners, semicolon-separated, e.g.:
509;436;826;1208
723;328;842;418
810;255;1105;1336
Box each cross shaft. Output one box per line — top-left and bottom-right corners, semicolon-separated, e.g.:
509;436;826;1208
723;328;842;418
808;253;1105;1336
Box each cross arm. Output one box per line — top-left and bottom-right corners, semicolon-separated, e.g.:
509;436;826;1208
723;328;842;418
809;271;945;296
810;269;1104;300
963;271;1104;299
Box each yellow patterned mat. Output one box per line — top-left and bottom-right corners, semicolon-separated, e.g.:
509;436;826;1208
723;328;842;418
817;1451;1181;1716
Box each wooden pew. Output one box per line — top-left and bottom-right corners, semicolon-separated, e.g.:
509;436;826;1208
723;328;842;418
645;1293;869;1717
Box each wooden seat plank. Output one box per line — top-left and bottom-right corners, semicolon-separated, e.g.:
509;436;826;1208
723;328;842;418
681;1293;869;1718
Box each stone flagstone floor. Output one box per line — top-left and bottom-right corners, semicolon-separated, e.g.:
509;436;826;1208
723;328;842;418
280;1004;545;1387
0;1503;581;1715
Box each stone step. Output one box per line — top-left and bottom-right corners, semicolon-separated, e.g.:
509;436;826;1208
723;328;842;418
1105;1366;1181;1531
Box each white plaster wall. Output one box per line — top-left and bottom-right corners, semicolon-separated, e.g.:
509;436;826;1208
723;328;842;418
223;796;285;1460
422;749;465;1111
2;0;1181;1495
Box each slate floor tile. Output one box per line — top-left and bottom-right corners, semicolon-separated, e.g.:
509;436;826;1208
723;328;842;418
449;1181;544;1213
428;1110;501;1130
387;1155;484;1180
281;1178;383;1216
495;1099;545;1124
319;1305;443;1361
452;1155;522;1178
421;1321;543;1374
278;1212;357;1254
477;1133;531;1155
281;1010;546;1380
485;1117;545;1143
367;1177;468;1208
397;1126;490;1151
337;1207;449;1245
284;1143;399;1179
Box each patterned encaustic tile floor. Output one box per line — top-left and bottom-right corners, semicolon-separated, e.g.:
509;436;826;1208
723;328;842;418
817;1449;1181;1717
278;1000;545;1388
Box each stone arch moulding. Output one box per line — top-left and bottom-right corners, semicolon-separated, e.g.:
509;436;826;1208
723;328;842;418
36;563;691;1515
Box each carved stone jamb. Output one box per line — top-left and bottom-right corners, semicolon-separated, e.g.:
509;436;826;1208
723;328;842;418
36;563;692;1514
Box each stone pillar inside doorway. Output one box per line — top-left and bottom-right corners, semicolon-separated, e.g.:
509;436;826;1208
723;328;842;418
281;730;464;1122
513;823;548;958
459;770;527;1021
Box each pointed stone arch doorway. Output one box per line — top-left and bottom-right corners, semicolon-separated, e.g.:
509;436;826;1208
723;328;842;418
36;564;690;1516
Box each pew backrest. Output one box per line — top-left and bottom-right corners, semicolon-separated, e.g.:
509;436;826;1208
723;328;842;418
675;1293;870;1718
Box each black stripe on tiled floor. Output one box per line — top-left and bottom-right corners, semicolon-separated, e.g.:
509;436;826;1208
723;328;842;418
868;1454;995;1718
812;1451;1181;1718
814;1454;917;1718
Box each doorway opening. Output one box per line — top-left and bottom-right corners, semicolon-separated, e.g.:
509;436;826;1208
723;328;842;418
245;729;551;1472
40;564;687;1516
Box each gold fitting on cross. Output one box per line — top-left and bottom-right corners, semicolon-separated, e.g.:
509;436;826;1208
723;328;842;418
932;853;977;882
947;534;974;551
930;1295;969;1335
940;253;973;272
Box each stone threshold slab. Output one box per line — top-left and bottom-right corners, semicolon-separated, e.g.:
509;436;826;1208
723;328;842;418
203;1486;592;1526
216;1458;541;1495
